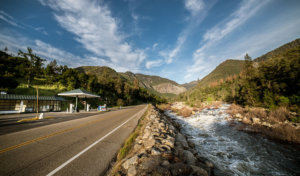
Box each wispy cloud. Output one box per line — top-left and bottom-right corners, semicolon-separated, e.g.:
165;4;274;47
159;0;214;64
0;10;23;28
185;0;270;81
145;59;162;69
0;10;49;35
0;32;82;66
39;0;146;72
184;0;205;16
152;43;158;50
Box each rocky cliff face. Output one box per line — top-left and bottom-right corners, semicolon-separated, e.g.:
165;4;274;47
109;106;213;176
153;83;187;95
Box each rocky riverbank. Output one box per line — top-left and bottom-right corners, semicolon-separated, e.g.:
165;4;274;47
168;102;300;143
109;105;214;176
226;104;300;143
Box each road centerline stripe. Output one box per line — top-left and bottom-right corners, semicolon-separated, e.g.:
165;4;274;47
47;106;146;176
0;113;110;154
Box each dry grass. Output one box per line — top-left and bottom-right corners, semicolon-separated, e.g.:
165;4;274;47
226;104;245;117
253;123;300;143
269;107;291;123
156;103;171;111
227;104;299;143
212;101;222;109
246;108;267;120
178;107;192;117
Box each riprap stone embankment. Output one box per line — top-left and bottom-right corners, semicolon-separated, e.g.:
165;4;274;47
110;106;213;176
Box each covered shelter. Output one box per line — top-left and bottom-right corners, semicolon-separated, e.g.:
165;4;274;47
0;94;65;114
58;89;100;112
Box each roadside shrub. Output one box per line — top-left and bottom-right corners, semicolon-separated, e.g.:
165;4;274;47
117;99;124;106
278;96;290;107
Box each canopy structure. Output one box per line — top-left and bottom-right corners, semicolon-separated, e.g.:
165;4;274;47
58;89;100;112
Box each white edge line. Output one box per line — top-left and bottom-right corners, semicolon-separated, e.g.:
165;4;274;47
47;106;147;176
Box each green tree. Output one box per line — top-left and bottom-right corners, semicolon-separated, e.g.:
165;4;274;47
18;47;45;87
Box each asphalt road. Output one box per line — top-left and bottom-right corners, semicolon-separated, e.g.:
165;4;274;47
0;104;147;176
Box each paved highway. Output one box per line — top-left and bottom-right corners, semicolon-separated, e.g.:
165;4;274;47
0;104;147;176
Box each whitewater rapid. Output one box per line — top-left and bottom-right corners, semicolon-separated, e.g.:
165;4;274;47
166;104;300;176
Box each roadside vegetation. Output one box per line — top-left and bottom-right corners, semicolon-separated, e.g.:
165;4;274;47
0;48;166;108
110;105;149;175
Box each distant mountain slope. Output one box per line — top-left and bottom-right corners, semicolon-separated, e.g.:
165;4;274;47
182;81;198;90
77;66;186;96
255;38;300;62
197;59;244;88
121;72;187;95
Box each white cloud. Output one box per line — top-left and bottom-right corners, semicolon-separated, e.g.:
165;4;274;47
185;0;270;82
145;59;162;69
184;0;204;16
39;0;146;72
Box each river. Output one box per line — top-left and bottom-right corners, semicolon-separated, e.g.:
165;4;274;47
166;104;300;176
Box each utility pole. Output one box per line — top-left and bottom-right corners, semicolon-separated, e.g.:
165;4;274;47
36;86;39;118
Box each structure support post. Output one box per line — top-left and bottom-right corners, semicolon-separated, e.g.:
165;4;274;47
36;87;39;118
85;96;87;112
75;96;78;113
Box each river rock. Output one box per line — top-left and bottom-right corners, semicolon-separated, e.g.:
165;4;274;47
144;135;156;149
127;166;137;176
161;160;170;166
242;117;251;124
180;150;196;165
169;163;193;176
163;138;174;148
235;113;242;118
191;165;209;176
151;166;172;176
151;147;161;155
252;117;260;124
176;133;189;149
122;155;138;170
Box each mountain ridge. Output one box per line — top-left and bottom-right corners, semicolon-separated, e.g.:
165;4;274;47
77;67;187;96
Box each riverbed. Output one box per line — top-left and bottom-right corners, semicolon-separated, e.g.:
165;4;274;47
166;104;300;176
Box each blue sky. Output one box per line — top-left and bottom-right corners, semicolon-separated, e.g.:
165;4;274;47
0;0;300;84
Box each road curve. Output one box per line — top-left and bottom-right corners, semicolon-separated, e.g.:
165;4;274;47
0;104;147;176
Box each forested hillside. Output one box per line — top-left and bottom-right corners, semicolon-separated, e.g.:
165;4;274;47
0;48;166;107
79;67;187;97
178;39;300;114
255;38;300;62
196;59;244;88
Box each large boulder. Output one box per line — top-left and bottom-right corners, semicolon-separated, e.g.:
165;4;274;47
180;150;196;165
176;133;189;149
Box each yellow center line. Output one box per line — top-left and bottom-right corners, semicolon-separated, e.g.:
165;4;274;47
0;115;107;154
